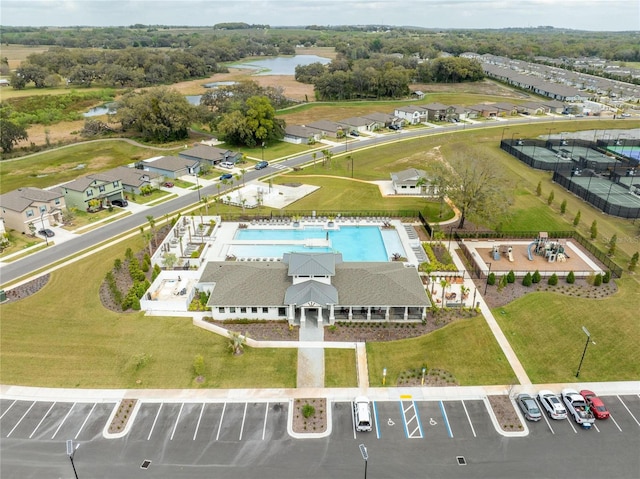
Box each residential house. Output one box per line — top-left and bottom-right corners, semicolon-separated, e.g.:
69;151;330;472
467;104;499;118
390;168;438;196
139;156;200;179
339;117;376;133
393;105;427;125
284;125;323;144
422;102;453;122
179;145;242;167
305;120;345;138
108;166;161;196
491;102;519;117
0;187;66;234
58;172;125;211
360;112;399;130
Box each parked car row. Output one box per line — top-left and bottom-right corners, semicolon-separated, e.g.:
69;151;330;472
517;389;609;429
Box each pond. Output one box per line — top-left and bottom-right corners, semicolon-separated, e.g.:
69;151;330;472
233;55;331;76
83;103;117;117
203;81;237;88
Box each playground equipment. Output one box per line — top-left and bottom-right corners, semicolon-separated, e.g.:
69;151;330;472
507;246;514;262
528;232;569;263
492;244;500;261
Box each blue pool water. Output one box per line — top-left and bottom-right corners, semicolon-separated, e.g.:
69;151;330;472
231;226;406;262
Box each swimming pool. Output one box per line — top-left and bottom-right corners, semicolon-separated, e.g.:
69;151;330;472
231;226;406;262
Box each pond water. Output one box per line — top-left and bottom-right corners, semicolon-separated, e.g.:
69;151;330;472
203;81;237;88
233;55;331;76
83;103;117;117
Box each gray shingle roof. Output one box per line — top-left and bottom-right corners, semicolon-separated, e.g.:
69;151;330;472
284;252;341;276
142;156;198;172
284;280;338;306
0;187;62;212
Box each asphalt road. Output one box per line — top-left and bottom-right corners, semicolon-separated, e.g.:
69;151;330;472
1;116;595;286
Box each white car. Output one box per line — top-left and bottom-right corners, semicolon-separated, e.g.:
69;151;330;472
538;390;567;420
353;396;372;432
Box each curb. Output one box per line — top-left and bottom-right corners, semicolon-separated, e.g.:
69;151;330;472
103;399;141;439
287;398;333;439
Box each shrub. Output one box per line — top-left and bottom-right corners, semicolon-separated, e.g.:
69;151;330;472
506;270;515;284
302;404;315;418
193;354;205;377
573;210;581;226
560;199;567;214
590;220;598;240
629;252;639;271
532;270;541;283
522;272;532;287
548;273;558;286
607;234;617;256
566;271;575;284
547;191;554;205
536;181;542;196
602;271;611;283
114;258;122;271
487;272;496;285
593;273;602;286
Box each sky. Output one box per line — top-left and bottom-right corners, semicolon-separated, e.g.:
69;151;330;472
1;0;639;31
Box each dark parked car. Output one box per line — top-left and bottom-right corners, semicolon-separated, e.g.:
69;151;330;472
388;124;401;131
111;199;128;207
162;181;174;188
349;130;360;137
219;173;233;180
38;228;55;238
255;161;269;170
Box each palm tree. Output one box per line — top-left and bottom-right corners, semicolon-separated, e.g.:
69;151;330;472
240;169;247;187
311;152;317;167
460;285;470;306
440;278;450;305
228;331;246;356
140;226;153;257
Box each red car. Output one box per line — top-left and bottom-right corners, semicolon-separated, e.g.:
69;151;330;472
580;390;610;419
162;181;174;188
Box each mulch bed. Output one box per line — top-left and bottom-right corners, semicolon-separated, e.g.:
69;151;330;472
488;395;524;432
292;398;327;434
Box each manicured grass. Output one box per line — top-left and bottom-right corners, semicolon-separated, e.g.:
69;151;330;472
366;317;517;387
0;238;297;389
1;141;180;192
325;349;358;388
278;175;453;220
493;276;640;383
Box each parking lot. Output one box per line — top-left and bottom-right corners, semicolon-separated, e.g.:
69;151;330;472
1;394;639;446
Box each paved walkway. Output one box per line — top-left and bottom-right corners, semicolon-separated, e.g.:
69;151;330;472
297;317;325;388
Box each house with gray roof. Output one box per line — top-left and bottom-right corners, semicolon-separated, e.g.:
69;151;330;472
394;105;427;125
139;156;200;179
390;168;438;196
284;125;322;144
108;166;161;195
179;145;242;166
59;172;125;211
422;102;453;122
305;120;345;138
339;117;376;133
195;251;429;325
360;112;399;130
0;187;66;234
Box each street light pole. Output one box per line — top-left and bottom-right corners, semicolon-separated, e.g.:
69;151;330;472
359;444;368;479
483;262;492;295
575;326;593;378
66;440;79;479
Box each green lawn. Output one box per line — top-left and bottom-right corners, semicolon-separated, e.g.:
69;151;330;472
366;317;517;387
1;141;180;193
325;349;358;388
493;276;640;383
0;238;297;389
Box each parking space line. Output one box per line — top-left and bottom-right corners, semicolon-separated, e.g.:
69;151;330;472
0;400;17;420
617;395;640;427
400;401;423;439
438;401;453;438
609;414;623;432
565;417;578;433
194;403;205;441
147;403;163;441
52;402;76;439
216;402;226;441
239;402;248;441
7;401;36;437
592;422;600;432
351;401;357;439
461;401;476;438
261;402;269;441
170;403;184;440
372;401;381;439
75;403;96;439
30;402;56;439
399;402;409;438
536;398;555;434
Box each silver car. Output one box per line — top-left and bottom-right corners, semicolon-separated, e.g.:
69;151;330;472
517;393;542;421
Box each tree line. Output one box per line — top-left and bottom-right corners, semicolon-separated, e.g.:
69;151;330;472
296;56;484;100
2;25;638;63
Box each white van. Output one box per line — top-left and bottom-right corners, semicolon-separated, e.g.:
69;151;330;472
353;396;372;432
219;161;234;169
